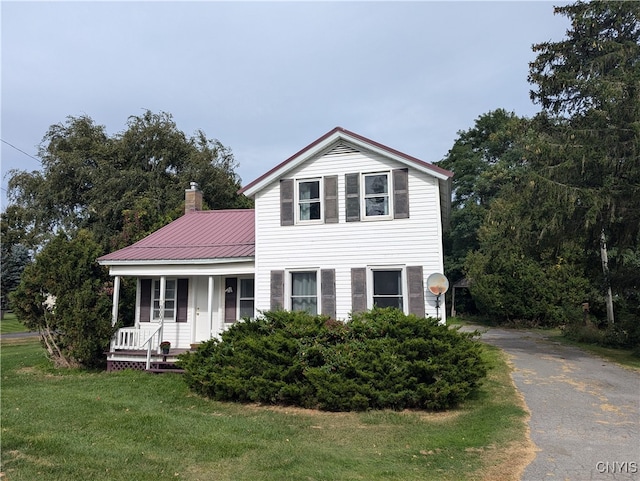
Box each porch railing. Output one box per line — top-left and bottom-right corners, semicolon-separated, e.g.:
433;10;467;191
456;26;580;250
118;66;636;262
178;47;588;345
110;325;164;371
111;326;161;350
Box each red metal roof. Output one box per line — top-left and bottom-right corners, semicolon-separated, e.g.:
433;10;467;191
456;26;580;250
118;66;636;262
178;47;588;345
98;209;255;263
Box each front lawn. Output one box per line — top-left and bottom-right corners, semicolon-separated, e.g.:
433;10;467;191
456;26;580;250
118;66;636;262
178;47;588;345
1;338;531;481
0;312;27;334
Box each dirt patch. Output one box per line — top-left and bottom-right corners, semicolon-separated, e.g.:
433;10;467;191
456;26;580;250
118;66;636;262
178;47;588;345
238;402;464;427
473;356;539;481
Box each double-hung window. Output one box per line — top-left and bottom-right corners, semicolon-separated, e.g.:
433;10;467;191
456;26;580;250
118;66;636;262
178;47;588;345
290;271;318;315
238;278;255;319
372;269;403;310
297;179;321;222
363;172;391;218
225;277;255;323
153;279;176;321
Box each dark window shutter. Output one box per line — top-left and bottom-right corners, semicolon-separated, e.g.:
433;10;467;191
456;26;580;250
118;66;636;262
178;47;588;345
393;168;409;219
225;277;238;323
407;266;425;317
324;176;338;224
321;269;336;319
345;173;360;222
139;279;152;323
270;270;285;310
176;278;189;322
280;179;294;226
351;267;367;313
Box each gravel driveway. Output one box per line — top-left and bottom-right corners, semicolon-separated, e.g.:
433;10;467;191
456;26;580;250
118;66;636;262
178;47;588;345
476;327;639;481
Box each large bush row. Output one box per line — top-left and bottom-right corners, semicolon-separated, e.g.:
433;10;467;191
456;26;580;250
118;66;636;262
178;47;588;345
178;308;487;411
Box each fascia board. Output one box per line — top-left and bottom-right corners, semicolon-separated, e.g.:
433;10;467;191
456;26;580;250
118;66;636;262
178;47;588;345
241;131;343;197
98;256;254;267
344;136;452;181
241;129;451;198
107;260;255;277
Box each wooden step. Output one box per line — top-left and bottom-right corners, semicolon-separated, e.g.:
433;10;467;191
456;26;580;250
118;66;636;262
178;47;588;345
148;368;185;374
148;361;185;374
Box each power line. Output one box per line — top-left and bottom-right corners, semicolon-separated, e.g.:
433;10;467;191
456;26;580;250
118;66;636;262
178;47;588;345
1;139;42;164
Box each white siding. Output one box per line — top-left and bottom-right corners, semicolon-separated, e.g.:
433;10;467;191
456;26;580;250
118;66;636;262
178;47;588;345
254;148;446;321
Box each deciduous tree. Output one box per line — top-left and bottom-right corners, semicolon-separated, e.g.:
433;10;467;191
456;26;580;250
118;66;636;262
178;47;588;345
5;111;252;253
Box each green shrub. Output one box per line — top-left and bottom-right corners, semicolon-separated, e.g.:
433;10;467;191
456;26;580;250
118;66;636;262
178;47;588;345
179;308;488;411
564;317;640;353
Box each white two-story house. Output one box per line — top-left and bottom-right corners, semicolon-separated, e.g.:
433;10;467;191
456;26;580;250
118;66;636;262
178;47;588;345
98;127;453;371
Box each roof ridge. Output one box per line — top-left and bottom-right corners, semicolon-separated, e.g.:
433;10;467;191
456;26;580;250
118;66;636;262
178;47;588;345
186;208;255;214
125;242;255;249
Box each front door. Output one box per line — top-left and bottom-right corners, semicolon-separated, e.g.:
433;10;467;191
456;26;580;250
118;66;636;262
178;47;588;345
194;277;217;343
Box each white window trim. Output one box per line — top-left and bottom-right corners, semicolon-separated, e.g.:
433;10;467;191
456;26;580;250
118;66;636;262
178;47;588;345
285;268;321;314
366;265;408;314
237;276;255;321
152;278;177;322
295;178;323;225
361;171;393;221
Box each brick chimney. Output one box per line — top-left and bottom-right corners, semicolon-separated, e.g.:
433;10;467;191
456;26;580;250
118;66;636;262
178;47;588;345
185;182;203;214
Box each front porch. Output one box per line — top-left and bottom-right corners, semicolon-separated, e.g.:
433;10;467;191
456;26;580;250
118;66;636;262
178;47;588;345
106;325;196;372
96;207;256;373
106;349;191;373
104;268;254;372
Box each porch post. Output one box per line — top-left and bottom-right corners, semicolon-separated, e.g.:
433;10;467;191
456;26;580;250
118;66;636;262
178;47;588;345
111;276;121;327
207;276;214;337
159;276;166;347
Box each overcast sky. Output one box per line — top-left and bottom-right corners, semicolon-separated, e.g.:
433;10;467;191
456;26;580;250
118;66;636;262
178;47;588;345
1;1;570;210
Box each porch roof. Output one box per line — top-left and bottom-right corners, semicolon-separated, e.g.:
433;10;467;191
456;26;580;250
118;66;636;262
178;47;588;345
98;209;255;264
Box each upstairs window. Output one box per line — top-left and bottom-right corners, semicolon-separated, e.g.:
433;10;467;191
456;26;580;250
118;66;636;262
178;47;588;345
297;179;321;222
346;169;408;222
363;173;391;218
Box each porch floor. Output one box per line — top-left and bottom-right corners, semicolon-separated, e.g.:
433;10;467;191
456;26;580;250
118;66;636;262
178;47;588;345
108;348;191;356
106;348;193;373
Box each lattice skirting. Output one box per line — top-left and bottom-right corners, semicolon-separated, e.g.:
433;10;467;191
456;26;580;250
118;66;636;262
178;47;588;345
107;360;147;372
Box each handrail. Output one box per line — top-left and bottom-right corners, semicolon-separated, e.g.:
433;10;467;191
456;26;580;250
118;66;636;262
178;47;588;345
141;324;163;370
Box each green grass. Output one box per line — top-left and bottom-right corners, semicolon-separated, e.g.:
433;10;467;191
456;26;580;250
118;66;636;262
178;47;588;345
0;313;28;334
544;328;640;370
1;338;528;481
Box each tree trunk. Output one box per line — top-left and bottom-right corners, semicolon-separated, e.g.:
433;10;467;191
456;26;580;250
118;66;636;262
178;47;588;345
600;230;615;325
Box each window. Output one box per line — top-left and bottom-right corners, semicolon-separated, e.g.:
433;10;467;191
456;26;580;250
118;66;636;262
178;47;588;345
297;179;321;222
363;173;390;218
291;271;318;315
238;278;255;319
225;277;255;323
346;170;408;222
153;279;176;320
372;269;403;310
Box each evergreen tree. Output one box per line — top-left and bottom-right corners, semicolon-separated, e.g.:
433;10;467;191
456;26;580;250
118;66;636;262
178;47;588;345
527;0;640;324
10;230;115;368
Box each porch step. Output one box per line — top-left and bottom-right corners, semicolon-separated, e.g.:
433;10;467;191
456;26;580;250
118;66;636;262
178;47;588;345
148;361;185;374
